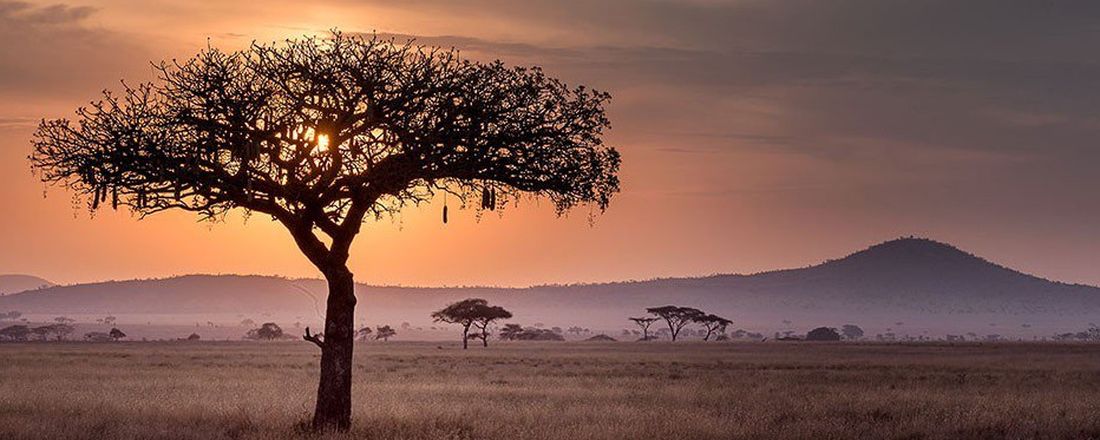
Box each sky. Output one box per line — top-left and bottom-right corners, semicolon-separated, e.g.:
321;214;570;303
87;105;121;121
1;0;1099;287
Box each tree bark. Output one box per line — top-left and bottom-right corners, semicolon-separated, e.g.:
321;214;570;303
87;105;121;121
462;327;469;349
312;267;357;431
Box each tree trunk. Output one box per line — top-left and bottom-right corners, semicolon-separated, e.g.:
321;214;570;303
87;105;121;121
312;268;357;431
462;327;469;349
482;330;489;347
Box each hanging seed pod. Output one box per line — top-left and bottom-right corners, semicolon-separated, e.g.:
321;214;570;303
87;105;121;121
442;205;449;224
481;187;490;209
489;188;497;210
111;186;119;210
91;188;100;210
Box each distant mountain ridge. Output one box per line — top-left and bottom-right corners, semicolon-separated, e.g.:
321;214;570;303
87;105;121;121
0;275;54;295
1;238;1098;333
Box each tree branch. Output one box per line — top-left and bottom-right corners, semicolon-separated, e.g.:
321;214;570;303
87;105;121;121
303;326;325;348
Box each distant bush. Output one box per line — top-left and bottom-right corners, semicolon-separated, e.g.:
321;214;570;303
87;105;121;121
502;327;566;341
840;324;864;340
186;333;201;341
84;332;112;342
0;325;30;342
805;327;841;341
109;328;127;341
585;334;617;342
245;322;286;340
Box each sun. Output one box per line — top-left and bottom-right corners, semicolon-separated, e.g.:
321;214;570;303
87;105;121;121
315;133;330;151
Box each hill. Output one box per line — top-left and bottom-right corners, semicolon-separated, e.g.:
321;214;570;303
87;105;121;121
0;275;53;295
1;238;1098;336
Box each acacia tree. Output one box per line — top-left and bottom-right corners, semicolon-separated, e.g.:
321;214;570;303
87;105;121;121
373;325;396;341
432;298;511;349
693;314;733;341
628;316;659;341
355;326;373;342
498;323;524;341
470;304;512;348
29;32;619;431
646;306;703;342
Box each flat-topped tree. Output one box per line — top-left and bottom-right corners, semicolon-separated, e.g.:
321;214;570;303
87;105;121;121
628;316;659;341
646;306;703;342
432;298;512;349
471;303;512;348
693;314;732;341
29;32;620;431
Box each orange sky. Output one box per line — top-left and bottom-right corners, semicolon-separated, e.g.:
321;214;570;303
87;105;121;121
2;0;1099;287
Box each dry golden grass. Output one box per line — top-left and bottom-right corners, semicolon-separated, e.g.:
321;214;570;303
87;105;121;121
2;341;1100;439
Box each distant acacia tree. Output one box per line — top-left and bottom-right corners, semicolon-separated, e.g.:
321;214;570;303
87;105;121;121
505;327;565;341
246;322;285;340
355;326;373;342
646;306;704;342
471;305;512;348
374;325;396;342
628;317;659;341
806;327;842;341
30;31;619;432
499;323;524;341
432;298;511;349
840;324;865;341
109;328;127;341
0;311;22;321
54;316;75;324
693;314;733;341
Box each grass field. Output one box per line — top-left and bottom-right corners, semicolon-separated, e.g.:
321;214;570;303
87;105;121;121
2;341;1100;439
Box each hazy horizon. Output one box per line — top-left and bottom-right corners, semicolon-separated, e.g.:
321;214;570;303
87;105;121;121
6;236;1098;290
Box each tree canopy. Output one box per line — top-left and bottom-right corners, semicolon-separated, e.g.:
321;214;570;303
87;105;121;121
693;314;733;341
30;31;620;273
646;306;704;342
432;298;512;349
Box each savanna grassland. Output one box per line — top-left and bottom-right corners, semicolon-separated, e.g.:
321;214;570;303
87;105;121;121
2;341;1100;440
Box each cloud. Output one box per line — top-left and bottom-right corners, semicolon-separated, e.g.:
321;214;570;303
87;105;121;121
354;1;1100;162
0;1;151;104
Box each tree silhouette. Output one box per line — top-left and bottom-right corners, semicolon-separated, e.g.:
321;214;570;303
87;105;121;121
246;322;284;340
693;314;733;341
109;327;127;341
806;327;842;341
840;324;864;340
628;316;659;341
498;323;524;341
374;325;396;341
471;305;512;348
29;32;619;431
355;326;373;342
0;325;30;342
646;306;703;342
432;298;511;349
